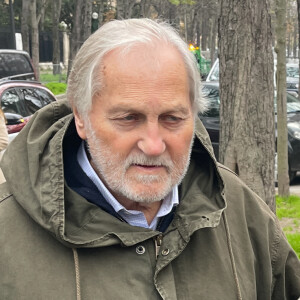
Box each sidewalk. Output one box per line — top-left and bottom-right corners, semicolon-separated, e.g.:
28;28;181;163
275;174;300;196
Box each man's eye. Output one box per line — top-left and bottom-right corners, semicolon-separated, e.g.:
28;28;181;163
123;115;138;121
162;115;182;123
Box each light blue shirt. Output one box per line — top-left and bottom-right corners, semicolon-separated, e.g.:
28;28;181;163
77;141;179;230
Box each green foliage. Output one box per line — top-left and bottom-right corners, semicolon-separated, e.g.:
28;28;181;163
276;195;300;258
45;82;67;95
285;233;300;258
40;73;67;83
283;226;294;232
276;195;300;219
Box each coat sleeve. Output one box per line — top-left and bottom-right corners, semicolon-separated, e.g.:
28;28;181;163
271;220;300;300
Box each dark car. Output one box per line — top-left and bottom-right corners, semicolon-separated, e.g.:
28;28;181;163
286;63;299;92
199;83;300;182
206;59;299;94
0;50;37;81
0;80;56;141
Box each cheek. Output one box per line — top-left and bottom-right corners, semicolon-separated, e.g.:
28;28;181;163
167;129;194;159
95;128;139;156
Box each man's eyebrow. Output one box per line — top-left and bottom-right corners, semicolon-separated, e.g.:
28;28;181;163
168;106;191;115
107;104;192;115
107;106;139;115
161;105;192;116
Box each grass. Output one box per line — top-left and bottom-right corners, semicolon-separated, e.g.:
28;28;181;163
276;195;300;219
285;233;300;257
40;72;67;83
45;82;67;95
39;70;68;95
276;195;300;258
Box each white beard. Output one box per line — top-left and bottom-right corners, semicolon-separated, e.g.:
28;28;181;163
85;121;194;204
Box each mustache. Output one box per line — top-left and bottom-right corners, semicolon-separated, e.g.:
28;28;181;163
124;154;174;171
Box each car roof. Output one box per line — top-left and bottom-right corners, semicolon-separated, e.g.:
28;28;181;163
203;82;219;89
0;79;43;87
0;49;31;56
0;80;56;97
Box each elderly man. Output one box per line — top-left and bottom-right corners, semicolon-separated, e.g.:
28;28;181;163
0;19;299;299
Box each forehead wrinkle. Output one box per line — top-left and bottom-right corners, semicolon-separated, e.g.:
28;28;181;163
101;44;188;88
106;100;192;119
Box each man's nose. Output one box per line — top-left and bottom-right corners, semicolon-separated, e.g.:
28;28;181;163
137;123;166;156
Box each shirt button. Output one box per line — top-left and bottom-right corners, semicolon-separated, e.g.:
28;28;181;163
136;245;146;255
162;249;170;256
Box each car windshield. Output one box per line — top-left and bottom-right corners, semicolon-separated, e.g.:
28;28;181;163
207;60;299;83
207;63;219;81
202;86;300;115
201;86;220;117
0;53;34;79
274;92;300;114
286;65;299;78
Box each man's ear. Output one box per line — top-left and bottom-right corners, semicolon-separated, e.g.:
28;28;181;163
73;106;87;140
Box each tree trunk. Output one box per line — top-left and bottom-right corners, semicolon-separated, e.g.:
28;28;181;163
117;0;124;19
98;0;105;26
140;0;151;18
276;0;290;197
184;5;188;42
201;13;209;50
297;0;300;97
83;0;92;42
209;16;217;65
21;0;30;53
52;0;62;75
196;21;200;47
293;18;297;58
30;0;40;80
187;9;198;44
298;0;300;96
219;0;276;211
69;0;84;74
29;0;48;80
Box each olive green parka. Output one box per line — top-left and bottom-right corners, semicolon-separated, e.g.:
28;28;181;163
0;100;299;299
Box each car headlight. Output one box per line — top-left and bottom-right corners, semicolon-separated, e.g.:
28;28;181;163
288;122;300;139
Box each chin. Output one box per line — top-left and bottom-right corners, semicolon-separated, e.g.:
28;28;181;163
121;182;172;204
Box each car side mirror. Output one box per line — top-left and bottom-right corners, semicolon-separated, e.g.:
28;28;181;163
4;112;25;125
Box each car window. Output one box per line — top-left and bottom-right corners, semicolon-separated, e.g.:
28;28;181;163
0;53;34;79
1;88;26;116
286;93;300;113
1;87;55;118
206;60;219;82
20;88;54;115
274;93;300;113
201;87;220;117
35;89;56;105
286;65;299;78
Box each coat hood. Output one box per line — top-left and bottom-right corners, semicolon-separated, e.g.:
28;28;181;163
1;100;226;247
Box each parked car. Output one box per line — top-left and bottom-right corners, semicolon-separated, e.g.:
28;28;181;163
0;80;56;142
286;63;299;92
0;50;37;81
206;58;299;94
199;82;300;182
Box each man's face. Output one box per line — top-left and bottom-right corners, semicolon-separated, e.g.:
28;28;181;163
74;44;195;204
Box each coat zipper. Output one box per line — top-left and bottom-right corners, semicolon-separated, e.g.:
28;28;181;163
155;234;163;259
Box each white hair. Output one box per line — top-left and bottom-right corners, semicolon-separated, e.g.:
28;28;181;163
67;18;205;117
